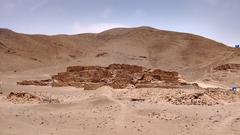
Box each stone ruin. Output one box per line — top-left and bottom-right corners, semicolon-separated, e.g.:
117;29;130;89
17;64;191;90
6;91;59;104
17;79;52;86
214;63;240;71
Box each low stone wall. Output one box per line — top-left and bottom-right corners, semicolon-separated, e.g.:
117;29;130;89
18;64;186;90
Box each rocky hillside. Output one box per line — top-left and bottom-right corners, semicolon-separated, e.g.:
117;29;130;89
0;27;237;81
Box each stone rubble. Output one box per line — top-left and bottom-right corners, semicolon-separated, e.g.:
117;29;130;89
18;64;187;90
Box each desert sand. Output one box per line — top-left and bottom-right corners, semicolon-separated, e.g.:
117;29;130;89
0;27;240;135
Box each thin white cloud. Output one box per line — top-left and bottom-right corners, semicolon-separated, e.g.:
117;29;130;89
72;22;129;34
0;0;17;14
101;8;112;19
30;0;49;12
135;10;146;17
203;0;221;5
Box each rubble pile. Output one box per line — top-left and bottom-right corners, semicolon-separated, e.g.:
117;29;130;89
164;92;219;106
204;88;240;102
214;64;240;71
165;89;240;105
17;64;189;90
52;64;182;90
115;88;240;106
17;79;52;86
6;91;59;104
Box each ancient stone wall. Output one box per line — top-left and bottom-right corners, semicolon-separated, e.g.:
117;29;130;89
214;64;240;71
18;64;185;90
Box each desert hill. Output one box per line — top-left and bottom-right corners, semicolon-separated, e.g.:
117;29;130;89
0;27;238;82
1;27;240;135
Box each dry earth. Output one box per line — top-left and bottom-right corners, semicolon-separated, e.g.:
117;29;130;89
1;27;240;135
1;65;240;135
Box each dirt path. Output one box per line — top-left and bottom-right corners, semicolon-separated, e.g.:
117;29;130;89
99;89;129;134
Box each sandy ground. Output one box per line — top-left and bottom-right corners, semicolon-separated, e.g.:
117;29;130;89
1;27;239;135
0;69;240;135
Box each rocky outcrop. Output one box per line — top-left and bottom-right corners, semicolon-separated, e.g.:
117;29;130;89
214;64;240;71
18;64;188;90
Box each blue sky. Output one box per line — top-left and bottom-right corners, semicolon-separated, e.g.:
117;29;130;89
0;0;239;46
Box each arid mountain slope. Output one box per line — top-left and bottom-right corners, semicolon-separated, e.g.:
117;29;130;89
199;51;240;87
0;27;237;81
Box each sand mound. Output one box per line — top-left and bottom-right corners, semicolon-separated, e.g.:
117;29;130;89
6;91;60;104
164;92;218;105
114;88;240;106
163;89;240;105
204;89;240;101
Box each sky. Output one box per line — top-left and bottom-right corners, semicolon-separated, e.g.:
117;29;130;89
0;0;239;46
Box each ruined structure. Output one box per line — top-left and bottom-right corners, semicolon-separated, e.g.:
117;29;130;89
6;91;59;104
17;64;187;90
214;64;240;71
17;79;52;86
